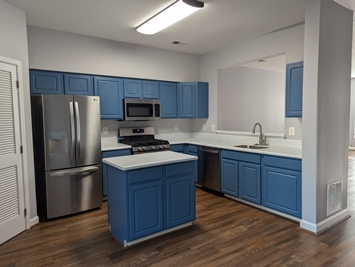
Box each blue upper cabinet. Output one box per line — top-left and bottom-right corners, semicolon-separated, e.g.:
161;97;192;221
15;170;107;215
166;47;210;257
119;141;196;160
64;74;93;95
124;79;143;98
30;70;63;95
178;82;208;118
143;81;159;99
285;61;303;118
94;76;124;119
160;82;178;118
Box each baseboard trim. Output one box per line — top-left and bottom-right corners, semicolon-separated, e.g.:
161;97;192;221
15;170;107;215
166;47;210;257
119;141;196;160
300;209;350;234
28;216;39;229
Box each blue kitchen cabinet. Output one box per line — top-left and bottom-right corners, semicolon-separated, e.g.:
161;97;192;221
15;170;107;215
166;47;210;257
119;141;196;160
183;144;197;156
124;79;143;98
106;159;196;246
30;70;63;95
102;149;131;197
160;82;178;118
143;80;159;99
239;162;261;204
285;61;303;118
129;180;164;240
165;162;196;228
221;158;239;197
64;74;93;95
221;150;261;202
170;144;184;152
262;156;302;218
178;82;208;118
94;76;124;120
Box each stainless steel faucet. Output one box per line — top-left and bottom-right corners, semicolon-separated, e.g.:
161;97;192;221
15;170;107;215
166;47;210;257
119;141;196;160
252;123;267;146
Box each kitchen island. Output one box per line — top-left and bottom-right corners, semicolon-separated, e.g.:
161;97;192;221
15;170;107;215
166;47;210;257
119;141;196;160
103;151;197;247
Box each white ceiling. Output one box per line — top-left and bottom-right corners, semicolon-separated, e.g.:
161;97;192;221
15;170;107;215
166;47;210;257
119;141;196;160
5;0;307;55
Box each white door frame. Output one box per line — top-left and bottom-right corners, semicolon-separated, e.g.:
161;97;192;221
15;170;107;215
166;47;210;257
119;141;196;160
0;55;35;230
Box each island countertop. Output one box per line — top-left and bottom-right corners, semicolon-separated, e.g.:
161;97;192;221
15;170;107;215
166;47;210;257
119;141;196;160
102;151;198;171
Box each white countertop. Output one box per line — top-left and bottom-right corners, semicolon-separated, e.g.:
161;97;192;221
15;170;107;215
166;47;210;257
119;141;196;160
102;151;198;171
101;137;302;159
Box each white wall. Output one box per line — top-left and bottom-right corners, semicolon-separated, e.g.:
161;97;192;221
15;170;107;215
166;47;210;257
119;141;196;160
217;66;285;133
349;78;355;147
27;26;201;134
0;0;37;225
197;24;305;139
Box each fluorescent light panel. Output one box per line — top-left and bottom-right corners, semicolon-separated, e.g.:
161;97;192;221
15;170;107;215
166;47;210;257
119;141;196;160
136;0;203;35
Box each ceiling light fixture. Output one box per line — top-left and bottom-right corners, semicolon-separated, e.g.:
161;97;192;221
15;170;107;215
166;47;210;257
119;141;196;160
136;0;204;35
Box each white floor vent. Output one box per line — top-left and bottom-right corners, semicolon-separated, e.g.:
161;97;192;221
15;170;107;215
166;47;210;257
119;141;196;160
327;180;343;216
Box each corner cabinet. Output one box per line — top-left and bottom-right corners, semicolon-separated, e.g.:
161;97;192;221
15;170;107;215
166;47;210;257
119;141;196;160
94;76;124;120
160;82;178;118
262;156;302;218
285;61;303;118
178;82;208;118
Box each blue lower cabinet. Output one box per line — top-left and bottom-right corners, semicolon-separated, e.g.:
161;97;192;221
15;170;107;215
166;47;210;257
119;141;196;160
166;175;196;228
239;162;261;204
262;159;302;218
102;149;131;196
129;181;164;240
170;144;184;152
221;158;238;197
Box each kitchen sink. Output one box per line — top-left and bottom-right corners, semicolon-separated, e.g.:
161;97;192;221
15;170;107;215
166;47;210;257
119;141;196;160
234;144;269;149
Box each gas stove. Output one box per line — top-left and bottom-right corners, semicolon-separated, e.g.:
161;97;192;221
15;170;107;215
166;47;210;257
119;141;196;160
118;127;170;154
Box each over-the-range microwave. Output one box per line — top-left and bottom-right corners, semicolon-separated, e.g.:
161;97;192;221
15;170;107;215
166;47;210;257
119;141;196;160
124;98;161;121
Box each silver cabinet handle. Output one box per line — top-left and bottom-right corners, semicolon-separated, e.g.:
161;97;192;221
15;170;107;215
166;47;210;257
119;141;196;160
69;102;75;161
50;166;99;177
74;101;81;160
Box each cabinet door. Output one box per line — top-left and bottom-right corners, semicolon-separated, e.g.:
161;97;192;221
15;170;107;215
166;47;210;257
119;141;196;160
285;61;303;117
221;158;238;197
124;79;143;98
196;82;209;118
143;81;159;99
129;181;163;240
160;82;178;118
165;175;195;229
170;144;184;152
30;70;63;95
262;166;302;218
102;149;131;197
64;74;93;95
178;82;195;118
239;162;261;204
94;76;124;119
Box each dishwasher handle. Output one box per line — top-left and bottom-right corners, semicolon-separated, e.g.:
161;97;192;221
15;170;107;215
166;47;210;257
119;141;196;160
198;146;220;154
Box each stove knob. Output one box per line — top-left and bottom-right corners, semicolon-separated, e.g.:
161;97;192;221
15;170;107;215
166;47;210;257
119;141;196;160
164;145;170;149
145;147;151;150
151;146;155;150
138;147;143;151
159;145;164;149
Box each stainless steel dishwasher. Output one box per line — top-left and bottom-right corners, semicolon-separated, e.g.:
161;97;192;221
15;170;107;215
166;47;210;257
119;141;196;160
198;146;221;192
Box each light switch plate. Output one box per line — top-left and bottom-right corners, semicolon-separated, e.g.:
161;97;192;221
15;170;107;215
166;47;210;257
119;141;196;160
175;125;178;130
103;127;108;134
289;127;295;136
211;125;215;131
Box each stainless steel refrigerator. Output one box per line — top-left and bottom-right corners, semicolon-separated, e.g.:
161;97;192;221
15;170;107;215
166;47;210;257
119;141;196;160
31;94;102;220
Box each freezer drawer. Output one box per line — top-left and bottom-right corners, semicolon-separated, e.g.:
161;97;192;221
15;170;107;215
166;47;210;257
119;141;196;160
45;165;102;219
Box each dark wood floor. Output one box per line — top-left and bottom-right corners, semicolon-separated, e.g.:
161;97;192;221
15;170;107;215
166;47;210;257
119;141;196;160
2;152;355;267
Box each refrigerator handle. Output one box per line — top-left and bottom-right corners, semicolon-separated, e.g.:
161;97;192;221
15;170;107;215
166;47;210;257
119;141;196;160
74;101;81;160
69;101;75;161
49;166;99;177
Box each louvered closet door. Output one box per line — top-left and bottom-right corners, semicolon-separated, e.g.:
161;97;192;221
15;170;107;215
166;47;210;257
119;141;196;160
0;62;25;244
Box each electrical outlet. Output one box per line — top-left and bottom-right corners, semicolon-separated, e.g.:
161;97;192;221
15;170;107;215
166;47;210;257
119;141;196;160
203;125;206;131
289;127;295;136
175;125;178;130
103;127;108;134
211;125;215;131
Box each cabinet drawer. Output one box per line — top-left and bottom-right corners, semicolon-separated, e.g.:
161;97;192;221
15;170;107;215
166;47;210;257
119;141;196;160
262;156;301;172
128;166;163;184
170;144;184;152
102;149;131;158
166;161;195;177
221;150;260;164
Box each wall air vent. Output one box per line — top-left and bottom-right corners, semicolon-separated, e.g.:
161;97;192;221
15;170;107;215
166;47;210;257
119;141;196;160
327;180;343;216
172;41;187;46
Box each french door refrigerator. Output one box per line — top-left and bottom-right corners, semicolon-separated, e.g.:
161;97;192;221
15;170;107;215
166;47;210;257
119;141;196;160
31;94;102;221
